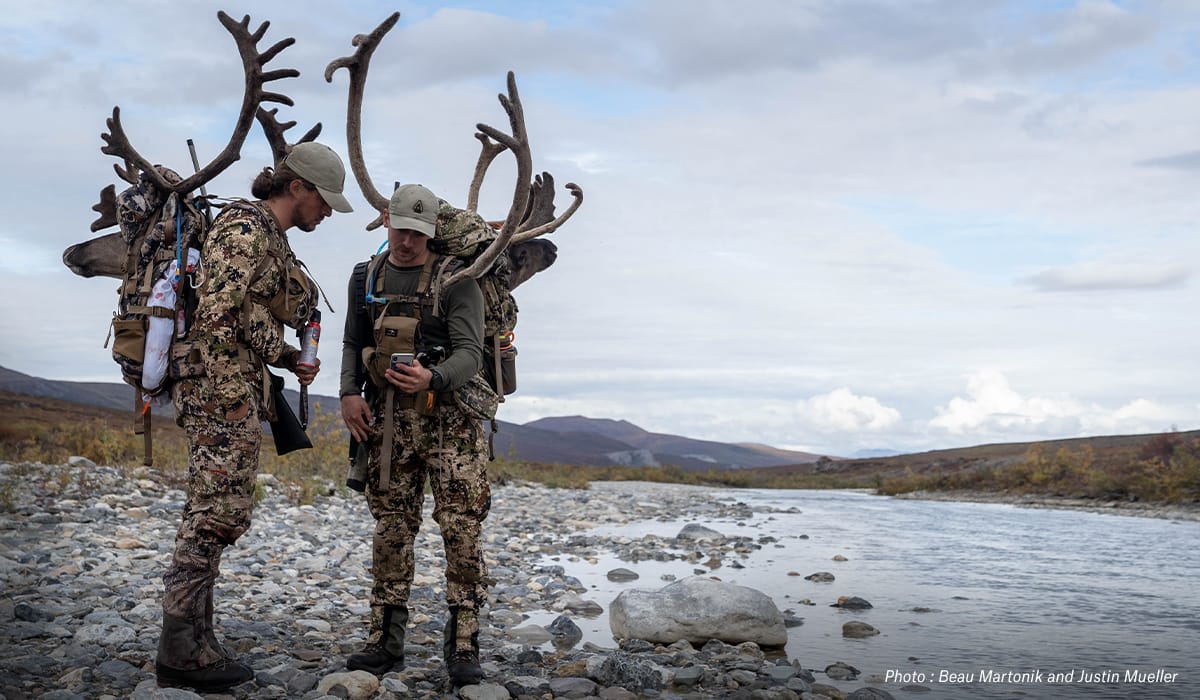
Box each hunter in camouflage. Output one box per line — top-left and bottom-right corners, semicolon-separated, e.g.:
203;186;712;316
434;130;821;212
339;183;493;687
157;142;352;692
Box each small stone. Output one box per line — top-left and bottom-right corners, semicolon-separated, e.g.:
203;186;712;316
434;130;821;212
843;621;880;638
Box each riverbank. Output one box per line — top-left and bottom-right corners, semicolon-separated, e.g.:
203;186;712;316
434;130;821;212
889;489;1200;522
1;462;878;700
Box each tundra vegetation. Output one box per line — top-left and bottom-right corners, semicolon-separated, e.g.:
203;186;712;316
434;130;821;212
1;392;1195;507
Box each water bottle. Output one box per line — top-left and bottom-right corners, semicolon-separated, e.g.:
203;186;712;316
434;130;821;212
298;310;321;369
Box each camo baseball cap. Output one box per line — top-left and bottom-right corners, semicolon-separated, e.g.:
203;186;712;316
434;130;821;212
283;142;353;213
388;184;438;238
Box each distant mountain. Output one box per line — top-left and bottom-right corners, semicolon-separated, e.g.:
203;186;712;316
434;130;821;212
0;366;139;413
748;430;1200;482
851;448;906;459
0;366;824;470
522;415;823;469
0;366;340;421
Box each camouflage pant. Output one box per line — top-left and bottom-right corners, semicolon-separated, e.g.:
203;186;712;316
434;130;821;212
364;398;491;632
160;378;262;667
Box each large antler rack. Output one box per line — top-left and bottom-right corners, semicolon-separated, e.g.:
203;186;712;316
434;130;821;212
464;111;582;245
440;72;533;288
99;11;299;197
324;11;401;228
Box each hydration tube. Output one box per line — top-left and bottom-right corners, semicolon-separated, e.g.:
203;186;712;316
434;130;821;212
364;239;391;304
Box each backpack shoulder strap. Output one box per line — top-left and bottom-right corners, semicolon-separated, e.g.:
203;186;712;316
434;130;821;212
364;252;391;308
426;254;462;319
352;259;371;317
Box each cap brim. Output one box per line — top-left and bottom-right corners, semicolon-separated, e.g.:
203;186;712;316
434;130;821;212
388;213;436;238
317;187;353;213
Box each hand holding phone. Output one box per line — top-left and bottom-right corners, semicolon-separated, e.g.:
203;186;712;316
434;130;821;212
390;352;414;371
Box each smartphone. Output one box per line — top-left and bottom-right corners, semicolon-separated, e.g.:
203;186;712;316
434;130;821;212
390;352;414;370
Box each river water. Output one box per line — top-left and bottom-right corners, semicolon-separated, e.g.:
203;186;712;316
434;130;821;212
533;488;1199;700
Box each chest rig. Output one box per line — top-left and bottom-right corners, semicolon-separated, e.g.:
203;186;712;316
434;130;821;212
360;252;461;490
360;252;457;390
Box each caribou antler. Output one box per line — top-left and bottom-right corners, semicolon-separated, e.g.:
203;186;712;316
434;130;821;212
510;172;584;245
325;11;401;227
100;11;299;196
89;184;118;233
467;134;508;213
112;157;141;187
256;107;322;168
441;72;533;288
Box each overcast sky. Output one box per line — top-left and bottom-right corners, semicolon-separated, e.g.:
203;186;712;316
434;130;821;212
2;1;1197;457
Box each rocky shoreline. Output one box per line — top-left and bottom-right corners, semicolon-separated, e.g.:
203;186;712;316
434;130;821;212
891;489;1200;522
1;461;894;700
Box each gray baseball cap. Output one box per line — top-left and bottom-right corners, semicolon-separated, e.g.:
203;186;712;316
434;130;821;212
283;142;353;213
388;184;438;238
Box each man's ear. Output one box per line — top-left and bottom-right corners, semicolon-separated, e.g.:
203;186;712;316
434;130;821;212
288;178;307;197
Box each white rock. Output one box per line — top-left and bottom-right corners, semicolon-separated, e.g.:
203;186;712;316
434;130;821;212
609;576;787;647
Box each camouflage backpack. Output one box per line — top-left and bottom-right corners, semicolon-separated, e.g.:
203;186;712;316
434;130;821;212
430;202;519;398
106;167;208;397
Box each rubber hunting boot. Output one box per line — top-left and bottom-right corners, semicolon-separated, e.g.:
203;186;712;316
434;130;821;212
155;613;252;692
203;589;232;659
347;605;407;676
443;606;483;687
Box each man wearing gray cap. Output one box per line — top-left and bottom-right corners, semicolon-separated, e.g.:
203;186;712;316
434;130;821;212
155;142;353;692
339;183;491;687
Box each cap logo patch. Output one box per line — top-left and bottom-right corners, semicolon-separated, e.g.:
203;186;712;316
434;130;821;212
412;200;423;214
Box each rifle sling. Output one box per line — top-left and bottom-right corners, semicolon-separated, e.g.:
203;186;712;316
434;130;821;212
380;386;395;490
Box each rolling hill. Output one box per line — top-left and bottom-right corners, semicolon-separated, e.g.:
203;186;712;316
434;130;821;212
0;366;822;470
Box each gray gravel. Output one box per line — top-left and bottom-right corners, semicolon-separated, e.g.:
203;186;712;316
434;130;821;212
0;460;890;700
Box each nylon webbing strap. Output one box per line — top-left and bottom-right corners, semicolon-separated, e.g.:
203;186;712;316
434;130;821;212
133;388;152;466
493;334;504;402
380;386;395;490
143;406;152;466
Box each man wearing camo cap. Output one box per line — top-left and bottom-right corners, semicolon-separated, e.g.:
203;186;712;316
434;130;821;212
339;183;493;687
155;142;353;692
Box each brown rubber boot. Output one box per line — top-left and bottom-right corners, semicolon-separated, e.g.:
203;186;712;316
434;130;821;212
347;605;407;676
443;606;483;687
203;589;232;659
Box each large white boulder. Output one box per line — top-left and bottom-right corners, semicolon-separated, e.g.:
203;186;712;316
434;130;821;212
609;576;787;647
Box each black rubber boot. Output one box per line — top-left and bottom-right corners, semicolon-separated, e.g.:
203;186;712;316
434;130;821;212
443;607;483;687
347;605;407;676
155;613;252;692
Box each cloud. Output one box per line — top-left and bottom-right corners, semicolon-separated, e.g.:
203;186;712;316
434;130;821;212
1026;261;1191;291
1138;149;1200;170
930;370;1182;438
7;2;1200;460
984;0;1156;77
796;388;902;433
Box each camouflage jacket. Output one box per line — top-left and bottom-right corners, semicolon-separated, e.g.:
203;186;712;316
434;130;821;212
193;201;299;411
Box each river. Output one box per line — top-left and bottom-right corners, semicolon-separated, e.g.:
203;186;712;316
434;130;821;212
532;488;1199;700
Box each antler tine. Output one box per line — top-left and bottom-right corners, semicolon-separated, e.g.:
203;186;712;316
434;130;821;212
89;184;118;233
511;181;584;245
101;107;170;192
256;107;296;168
325;12;401;220
443;71;534;288
517;172;555;232
112;157;140;185
101;12;298;198
466;133;508;212
256;107;323;168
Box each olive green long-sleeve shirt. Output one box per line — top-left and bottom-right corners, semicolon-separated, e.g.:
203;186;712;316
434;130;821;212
339;257;484;398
